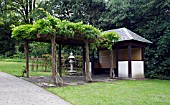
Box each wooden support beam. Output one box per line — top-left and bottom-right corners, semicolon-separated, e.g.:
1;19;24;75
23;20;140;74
31;56;34;71
91;50;95;75
116;47;119;77
24;41;29;78
51;36;56;84
85;41;92;82
128;45;132;78
44;58;47;72
141;47;145;61
82;46;85;76
58;43;62;77
36;56;38;71
110;48;114;78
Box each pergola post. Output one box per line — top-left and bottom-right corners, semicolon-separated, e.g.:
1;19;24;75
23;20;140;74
91;50;95;75
128;45;132;78
51;36;56;84
25;41;29;78
82;46;86;76
116;47;119;77
85;41;92;82
110;48;114;78
58;43;62;77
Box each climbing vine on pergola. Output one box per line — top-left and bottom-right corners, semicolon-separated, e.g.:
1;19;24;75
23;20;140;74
12;15;119;84
12;15;100;41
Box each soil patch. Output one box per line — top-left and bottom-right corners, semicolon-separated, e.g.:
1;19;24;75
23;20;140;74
23;75;115;87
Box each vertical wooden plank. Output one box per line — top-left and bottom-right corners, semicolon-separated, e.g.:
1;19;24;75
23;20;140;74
110;49;114;78
58;43;62;77
36;56;38;71
141;47;145;61
128;45;132;78
85;41;92;82
116;46;119;77
45;58;47;72
51;36;56;84
24;41;29;78
82;46;85;76
141;47;145;75
31;56;34;71
42;58;44;71
91;50;94;75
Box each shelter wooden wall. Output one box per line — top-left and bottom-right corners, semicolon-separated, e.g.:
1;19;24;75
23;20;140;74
98;47;142;69
119;48;141;61
99;50;116;68
132;48;142;60
99;50;111;68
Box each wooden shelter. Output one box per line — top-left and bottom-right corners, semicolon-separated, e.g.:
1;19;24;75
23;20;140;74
12;15;120;84
24;35;92;84
94;27;152;79
13;14;150;83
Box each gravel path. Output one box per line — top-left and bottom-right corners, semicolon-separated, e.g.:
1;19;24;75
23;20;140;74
0;72;72;105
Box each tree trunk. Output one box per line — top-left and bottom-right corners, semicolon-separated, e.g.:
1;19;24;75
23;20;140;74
85;41;93;82
25;0;29;23
33;0;36;8
51;36;56;84
110;49;115;78
24;41;29;78
29;0;33;23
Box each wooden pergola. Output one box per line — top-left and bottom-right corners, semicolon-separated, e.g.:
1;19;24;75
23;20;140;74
12;15;119;84
24;35;94;84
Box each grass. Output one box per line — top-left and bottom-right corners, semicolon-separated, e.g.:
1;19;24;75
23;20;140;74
0;58;26;62
47;80;170;105
1;59;170;105
0;60;52;77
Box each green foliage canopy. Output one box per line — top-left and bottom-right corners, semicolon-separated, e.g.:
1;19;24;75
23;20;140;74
12;15;100;41
12;15;119;49
100;31;119;50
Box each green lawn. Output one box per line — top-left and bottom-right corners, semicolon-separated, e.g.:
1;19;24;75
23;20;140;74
1;60;170;105
47;80;170;105
0;60;52;77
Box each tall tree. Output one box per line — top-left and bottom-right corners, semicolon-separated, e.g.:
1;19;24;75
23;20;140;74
43;0;107;27
0;0;45;56
8;0;37;24
0;0;19;56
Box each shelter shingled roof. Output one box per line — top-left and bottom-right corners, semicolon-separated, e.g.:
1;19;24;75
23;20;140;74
104;27;152;44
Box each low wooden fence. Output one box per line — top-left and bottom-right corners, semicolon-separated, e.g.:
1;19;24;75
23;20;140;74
29;56;83;72
29;56;51;72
